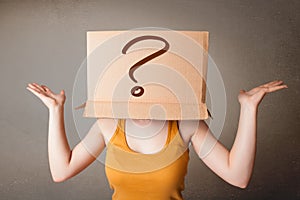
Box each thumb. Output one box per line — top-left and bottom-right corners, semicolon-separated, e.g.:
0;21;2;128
60;90;65;95
239;89;246;93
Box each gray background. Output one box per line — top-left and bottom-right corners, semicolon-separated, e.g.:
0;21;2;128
0;0;299;199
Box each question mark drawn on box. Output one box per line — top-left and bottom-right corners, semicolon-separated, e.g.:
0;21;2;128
121;35;170;97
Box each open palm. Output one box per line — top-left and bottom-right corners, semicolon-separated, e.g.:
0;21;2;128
238;80;288;107
26;83;66;109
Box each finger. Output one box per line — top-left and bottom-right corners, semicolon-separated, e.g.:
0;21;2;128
28;83;43;93
247;80;285;95
254;80;283;93
271;81;286;87
28;83;44;93
40;85;56;97
265;85;288;93
40;85;49;92
262;80;282;87
268;80;284;87
41;85;53;93
32;83;46;92
26;86;44;99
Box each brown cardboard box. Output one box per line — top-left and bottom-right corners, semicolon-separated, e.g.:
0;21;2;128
82;30;209;120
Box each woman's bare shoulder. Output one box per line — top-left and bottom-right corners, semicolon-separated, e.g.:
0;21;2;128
96;118;118;144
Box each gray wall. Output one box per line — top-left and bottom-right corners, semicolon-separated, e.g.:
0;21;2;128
0;0;299;199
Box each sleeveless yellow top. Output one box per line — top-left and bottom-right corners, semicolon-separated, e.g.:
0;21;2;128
105;119;190;200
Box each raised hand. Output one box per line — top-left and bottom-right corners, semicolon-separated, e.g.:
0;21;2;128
238;80;288;108
26;83;66;109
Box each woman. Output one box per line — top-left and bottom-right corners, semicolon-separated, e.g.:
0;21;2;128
26;80;287;199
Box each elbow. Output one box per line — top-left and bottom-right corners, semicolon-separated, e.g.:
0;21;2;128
52;176;66;183
236;181;249;189
227;167;252;189
231;178;250;189
50;165;71;183
51;173;68;183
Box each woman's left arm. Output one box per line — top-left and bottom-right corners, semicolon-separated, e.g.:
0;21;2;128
191;80;287;188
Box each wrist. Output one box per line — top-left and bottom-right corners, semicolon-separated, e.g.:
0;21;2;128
240;102;258;112
49;104;64;112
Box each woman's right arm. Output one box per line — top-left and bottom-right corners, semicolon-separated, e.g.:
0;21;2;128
27;83;106;182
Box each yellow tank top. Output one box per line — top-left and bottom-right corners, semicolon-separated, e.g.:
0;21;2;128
105;119;190;200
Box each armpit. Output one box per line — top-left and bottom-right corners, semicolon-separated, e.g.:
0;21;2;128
177;120;200;145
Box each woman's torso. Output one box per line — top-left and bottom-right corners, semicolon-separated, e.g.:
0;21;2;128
103;119;191;200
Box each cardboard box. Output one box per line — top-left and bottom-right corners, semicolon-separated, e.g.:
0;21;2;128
82;30;209;120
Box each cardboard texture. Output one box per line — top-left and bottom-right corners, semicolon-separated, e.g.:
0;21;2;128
82;30;209;120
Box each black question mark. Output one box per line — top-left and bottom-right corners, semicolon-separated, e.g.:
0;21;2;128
122;35;170;97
